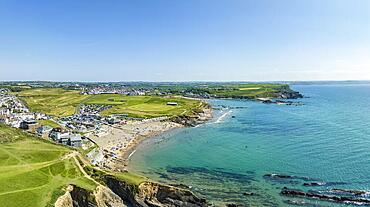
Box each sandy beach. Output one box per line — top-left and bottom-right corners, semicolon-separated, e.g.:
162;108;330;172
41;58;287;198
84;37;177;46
85;104;213;171
86;118;183;171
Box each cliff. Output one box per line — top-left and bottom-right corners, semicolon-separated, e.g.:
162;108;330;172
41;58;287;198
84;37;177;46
103;175;208;207
56;175;209;207
170;104;212;127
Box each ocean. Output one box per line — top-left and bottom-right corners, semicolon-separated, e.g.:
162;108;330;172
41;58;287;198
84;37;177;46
128;84;370;206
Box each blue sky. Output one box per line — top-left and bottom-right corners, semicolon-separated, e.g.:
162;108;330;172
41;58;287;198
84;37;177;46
0;0;369;81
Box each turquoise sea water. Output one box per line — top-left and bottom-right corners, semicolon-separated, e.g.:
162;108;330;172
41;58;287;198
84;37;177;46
128;84;370;206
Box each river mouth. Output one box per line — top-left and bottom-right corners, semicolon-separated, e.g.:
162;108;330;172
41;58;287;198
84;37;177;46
127;84;370;207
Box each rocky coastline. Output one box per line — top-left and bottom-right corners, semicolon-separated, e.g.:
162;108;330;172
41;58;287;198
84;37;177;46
56;175;210;207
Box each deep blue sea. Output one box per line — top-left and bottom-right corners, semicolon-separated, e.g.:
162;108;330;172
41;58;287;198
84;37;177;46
128;84;370;206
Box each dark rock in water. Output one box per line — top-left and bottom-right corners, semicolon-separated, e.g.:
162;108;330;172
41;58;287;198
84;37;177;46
263;173;320;182
242;192;254;196
283;199;324;207
303;181;347;187
231;116;236;118
321;188;370;196
166;166;256;184
226;203;244;207
303;182;326;186
262;99;274;104
264;173;293;179
281;187;370;205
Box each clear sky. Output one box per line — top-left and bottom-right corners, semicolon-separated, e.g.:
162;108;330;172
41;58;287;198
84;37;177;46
0;0;369;82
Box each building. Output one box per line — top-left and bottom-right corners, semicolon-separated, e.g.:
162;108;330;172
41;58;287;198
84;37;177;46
19;119;38;130
36;125;53;137
167;102;178;106
69;134;82;147
49;128;68;141
59;133;70;145
107;117;120;125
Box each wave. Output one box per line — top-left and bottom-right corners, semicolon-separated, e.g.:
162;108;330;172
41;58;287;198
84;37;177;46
214;110;232;124
128;150;136;159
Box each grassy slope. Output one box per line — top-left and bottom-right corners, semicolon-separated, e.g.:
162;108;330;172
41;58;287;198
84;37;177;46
14;88;204;118
84;94;203;118
14;88;91;117
0;125;97;207
205;84;289;98
37;119;62;128
112;172;147;186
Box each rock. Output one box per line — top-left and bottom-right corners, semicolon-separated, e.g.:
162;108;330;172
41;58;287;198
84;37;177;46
281;187;370;205
55;185;74;207
242;192;254;196
103;175;209;207
94;185;126;207
303;182;326;186
69;185;98;207
226;203;244;207
263;173;293;179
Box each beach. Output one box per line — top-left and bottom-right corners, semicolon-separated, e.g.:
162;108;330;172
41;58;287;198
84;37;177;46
86;118;183;171
84;103;212;171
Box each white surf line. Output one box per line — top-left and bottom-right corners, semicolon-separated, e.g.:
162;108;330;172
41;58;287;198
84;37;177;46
128;150;136;159
214;110;232;124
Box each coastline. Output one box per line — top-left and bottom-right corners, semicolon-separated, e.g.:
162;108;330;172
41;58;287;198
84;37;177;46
113;121;183;171
88;101;213;172
117;105;213;171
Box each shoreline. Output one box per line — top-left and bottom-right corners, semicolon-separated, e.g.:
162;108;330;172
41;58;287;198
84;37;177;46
87;101;213;172
117;106;213;171
113;122;184;171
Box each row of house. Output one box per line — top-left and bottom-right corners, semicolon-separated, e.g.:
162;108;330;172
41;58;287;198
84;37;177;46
0;89;83;148
49;128;83;147
81;85;148;96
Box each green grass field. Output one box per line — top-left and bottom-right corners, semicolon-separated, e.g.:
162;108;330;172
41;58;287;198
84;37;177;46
205;83;289;98
84;94;203;118
14;88;91;117
0;125;97;207
37;119;62;128
14;88;205;118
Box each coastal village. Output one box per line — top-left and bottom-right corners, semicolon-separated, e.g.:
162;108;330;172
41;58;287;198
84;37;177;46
0;85;212;171
0;83;300;171
0;82;307;207
0;87;93;150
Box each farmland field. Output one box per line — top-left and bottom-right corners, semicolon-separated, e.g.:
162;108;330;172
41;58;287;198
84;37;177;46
0;125;96;207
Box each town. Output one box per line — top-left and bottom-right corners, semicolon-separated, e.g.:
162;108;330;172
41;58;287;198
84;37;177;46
0;87;128;157
0;85;191;170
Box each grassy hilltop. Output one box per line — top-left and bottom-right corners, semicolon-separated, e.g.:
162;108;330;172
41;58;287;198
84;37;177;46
14;88;205;118
0;124;203;207
130;82;300;99
0;125;96;207
13;88;88;117
13;83;300;118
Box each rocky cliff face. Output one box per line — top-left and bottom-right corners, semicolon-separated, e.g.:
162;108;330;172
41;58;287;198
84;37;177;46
170;106;212;127
58;176;208;207
137;181;208;207
102;175;209;207
55;184;126;207
273;86;303;99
